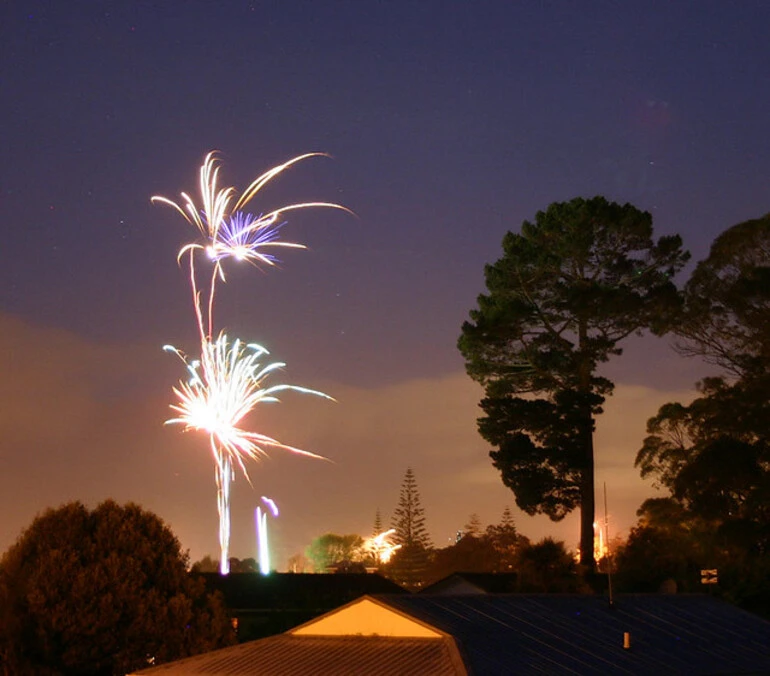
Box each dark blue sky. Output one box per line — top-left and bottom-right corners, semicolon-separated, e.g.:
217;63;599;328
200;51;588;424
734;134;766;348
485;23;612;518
1;1;768;563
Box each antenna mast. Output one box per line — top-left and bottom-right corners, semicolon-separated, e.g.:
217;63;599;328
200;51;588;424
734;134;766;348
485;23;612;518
604;482;614;607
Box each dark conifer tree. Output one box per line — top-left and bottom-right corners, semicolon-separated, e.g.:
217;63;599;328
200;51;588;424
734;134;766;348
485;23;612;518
464;513;483;538
389;467;432;588
485;506;522;571
391;467;432;549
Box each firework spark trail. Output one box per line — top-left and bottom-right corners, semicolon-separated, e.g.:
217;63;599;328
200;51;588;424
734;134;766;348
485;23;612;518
152;152;350;341
365;528;401;564
256;497;279;575
261;496;279;517
217;452;232;575
154;152;346;574
256;507;267;575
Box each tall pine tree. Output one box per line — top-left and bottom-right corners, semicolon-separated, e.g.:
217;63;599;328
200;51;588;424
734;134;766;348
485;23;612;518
372;508;383;537
464;513;483;538
391;467;432;548
485;506;522;571
389;467;432;588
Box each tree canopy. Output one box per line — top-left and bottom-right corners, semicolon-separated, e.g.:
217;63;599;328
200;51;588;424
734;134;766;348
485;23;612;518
424;507;526;584
675;214;770;377
637;381;770;531
304;533;366;572
484;506;521;570
637;216;770;544
459;196;688;566
516;537;585;593
0;500;234;676
630;215;770;614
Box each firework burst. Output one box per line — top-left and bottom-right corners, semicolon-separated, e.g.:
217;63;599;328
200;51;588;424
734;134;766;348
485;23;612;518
164;334;332;475
152;151;349;281
365;528;402;565
154;152;345;574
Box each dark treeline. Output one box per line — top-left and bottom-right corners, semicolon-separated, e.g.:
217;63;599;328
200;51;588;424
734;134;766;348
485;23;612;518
620;214;770;615
456;203;770;614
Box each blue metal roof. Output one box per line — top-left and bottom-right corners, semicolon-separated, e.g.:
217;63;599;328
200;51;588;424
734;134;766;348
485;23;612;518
376;594;770;675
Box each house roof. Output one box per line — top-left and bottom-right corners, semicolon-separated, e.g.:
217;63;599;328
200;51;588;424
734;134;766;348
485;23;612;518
289;596;447;638
134;592;770;675
132;635;466;675
376;593;770;675
420;572;520;595
199;572;406;611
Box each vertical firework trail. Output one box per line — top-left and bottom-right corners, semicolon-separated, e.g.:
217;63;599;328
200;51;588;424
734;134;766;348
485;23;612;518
153;152;348;574
256;496;279;575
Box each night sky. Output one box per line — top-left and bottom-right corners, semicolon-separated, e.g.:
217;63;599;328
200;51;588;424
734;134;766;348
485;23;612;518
2;1;769;566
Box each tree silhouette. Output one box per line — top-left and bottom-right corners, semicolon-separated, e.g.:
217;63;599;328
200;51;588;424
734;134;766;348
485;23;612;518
304;533;365;572
372;507;383;537
675;214;770;377
459;196;688;567
463;513;483;538
389;467;432;588
191;555;219;573
0;501;233;675
517;537;585;592
391;467;432;549
485;506;522;571
636;215;770;562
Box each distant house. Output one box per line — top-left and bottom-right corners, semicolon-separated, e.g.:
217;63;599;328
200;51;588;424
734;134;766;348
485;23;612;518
133;593;770;675
198;572;407;641
420;571;519;595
